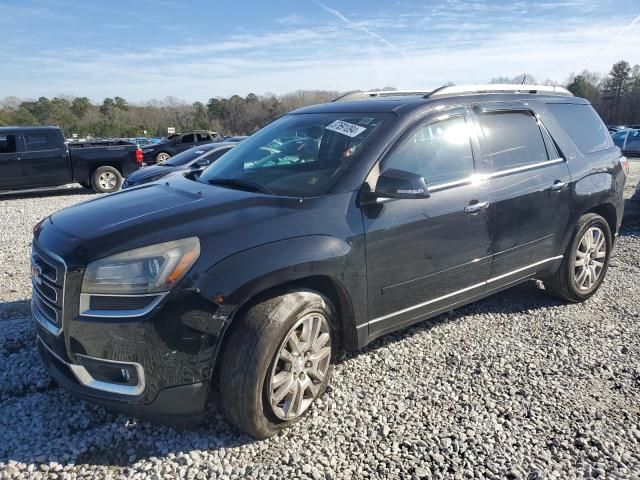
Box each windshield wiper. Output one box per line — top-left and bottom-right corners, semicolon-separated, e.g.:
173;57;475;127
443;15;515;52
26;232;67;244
206;178;274;195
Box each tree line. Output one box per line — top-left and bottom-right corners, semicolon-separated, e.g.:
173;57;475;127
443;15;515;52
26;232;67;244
0;90;338;138
490;61;639;126
1;60;638;138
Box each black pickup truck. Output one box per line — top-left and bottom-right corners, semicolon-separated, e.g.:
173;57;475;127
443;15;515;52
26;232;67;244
0;126;142;194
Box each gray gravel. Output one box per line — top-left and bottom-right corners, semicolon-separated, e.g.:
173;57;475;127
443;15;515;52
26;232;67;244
1;167;640;480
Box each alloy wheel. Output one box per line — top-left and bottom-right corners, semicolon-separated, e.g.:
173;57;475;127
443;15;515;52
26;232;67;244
574;226;606;291
268;312;332;420
98;171;117;190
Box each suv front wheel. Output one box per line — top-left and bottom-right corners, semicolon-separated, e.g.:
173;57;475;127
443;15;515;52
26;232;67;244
543;213;612;302
218;290;335;439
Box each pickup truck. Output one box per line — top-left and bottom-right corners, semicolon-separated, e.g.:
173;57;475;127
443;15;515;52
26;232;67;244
0;126;142;194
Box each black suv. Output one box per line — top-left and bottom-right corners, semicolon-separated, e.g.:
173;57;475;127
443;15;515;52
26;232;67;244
33;85;626;438
141;130;222;164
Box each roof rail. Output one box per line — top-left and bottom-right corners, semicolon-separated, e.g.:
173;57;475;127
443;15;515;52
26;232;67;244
424;84;573;98
332;90;434;102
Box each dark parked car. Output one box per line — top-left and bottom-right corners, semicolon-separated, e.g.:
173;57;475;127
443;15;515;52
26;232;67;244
33;85;626;438
612;129;640;157
1;127;142;194
141;130;222;164
122;142;236;189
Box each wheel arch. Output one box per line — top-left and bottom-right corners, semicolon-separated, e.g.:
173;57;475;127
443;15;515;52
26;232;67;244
89;162;123;177
200;235;366;395
220;273;358;350
585;202;618;237
208;273;358;395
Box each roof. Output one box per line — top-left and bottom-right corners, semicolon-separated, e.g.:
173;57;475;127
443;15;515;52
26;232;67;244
292;88;587;117
292;96;426;115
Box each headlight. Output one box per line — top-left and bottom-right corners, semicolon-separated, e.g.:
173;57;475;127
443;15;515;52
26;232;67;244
82;237;200;295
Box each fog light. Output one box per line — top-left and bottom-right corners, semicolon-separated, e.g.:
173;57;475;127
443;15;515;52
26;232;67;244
75;355;140;387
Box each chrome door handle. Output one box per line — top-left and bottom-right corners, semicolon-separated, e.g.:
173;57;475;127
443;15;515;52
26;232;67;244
550;181;568;191
464;201;489;213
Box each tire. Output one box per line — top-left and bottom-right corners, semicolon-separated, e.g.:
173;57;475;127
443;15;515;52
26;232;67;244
90;166;123;193
218;290;336;439
543;213;612;302
155;151;171;163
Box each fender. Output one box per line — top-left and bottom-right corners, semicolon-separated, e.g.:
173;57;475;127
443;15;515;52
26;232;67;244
194;234;367;348
558;162;624;258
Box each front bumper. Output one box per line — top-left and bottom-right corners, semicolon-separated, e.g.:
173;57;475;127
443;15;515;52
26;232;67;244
38;338;208;423
35;278;227;421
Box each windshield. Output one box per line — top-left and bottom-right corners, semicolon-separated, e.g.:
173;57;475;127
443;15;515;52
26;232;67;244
163;147;211;166
198;113;385;196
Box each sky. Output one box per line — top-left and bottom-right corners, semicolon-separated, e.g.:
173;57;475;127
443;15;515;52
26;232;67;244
1;0;639;103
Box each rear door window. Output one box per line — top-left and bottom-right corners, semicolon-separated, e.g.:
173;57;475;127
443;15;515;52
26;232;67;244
0;134;17;154
547;103;612;154
24;131;61;151
478;111;549;171
181;134;195;143
196;133;211;142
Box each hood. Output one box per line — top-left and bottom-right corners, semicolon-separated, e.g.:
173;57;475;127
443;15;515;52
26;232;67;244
41;175;304;263
124;164;185;185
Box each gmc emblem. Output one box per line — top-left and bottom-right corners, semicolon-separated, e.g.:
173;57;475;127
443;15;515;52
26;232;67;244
31;261;43;286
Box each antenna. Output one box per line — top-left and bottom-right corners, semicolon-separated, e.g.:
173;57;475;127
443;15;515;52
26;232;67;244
423;85;453;98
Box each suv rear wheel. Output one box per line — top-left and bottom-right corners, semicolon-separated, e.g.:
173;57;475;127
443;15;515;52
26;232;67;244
543;213;612;302
218;290;335;439
91;166;123;193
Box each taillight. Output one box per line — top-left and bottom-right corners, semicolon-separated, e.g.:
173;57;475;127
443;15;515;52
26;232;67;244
135;148;143;165
619;156;629;176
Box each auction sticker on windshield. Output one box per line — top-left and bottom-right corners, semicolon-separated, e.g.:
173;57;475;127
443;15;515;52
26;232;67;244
325;120;367;138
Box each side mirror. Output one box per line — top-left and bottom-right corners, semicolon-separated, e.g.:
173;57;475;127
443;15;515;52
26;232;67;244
374;168;430;199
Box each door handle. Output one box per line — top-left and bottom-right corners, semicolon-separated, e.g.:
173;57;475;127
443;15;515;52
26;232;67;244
550;180;568;191
464;201;489;214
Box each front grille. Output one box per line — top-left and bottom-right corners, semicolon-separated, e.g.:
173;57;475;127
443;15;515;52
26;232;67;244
31;245;66;333
89;295;155;311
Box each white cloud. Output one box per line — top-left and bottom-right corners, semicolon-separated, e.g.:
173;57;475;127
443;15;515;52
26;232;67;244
311;0;410;58
277;14;305;25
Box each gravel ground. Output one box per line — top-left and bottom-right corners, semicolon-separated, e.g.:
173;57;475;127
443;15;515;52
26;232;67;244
1;166;639;480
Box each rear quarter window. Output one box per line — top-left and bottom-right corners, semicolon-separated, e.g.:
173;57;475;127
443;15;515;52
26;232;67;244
546;103;612;154
0;134;18;154
24;131;62;151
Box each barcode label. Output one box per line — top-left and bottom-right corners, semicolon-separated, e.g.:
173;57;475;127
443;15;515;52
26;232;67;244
325;120;367;138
